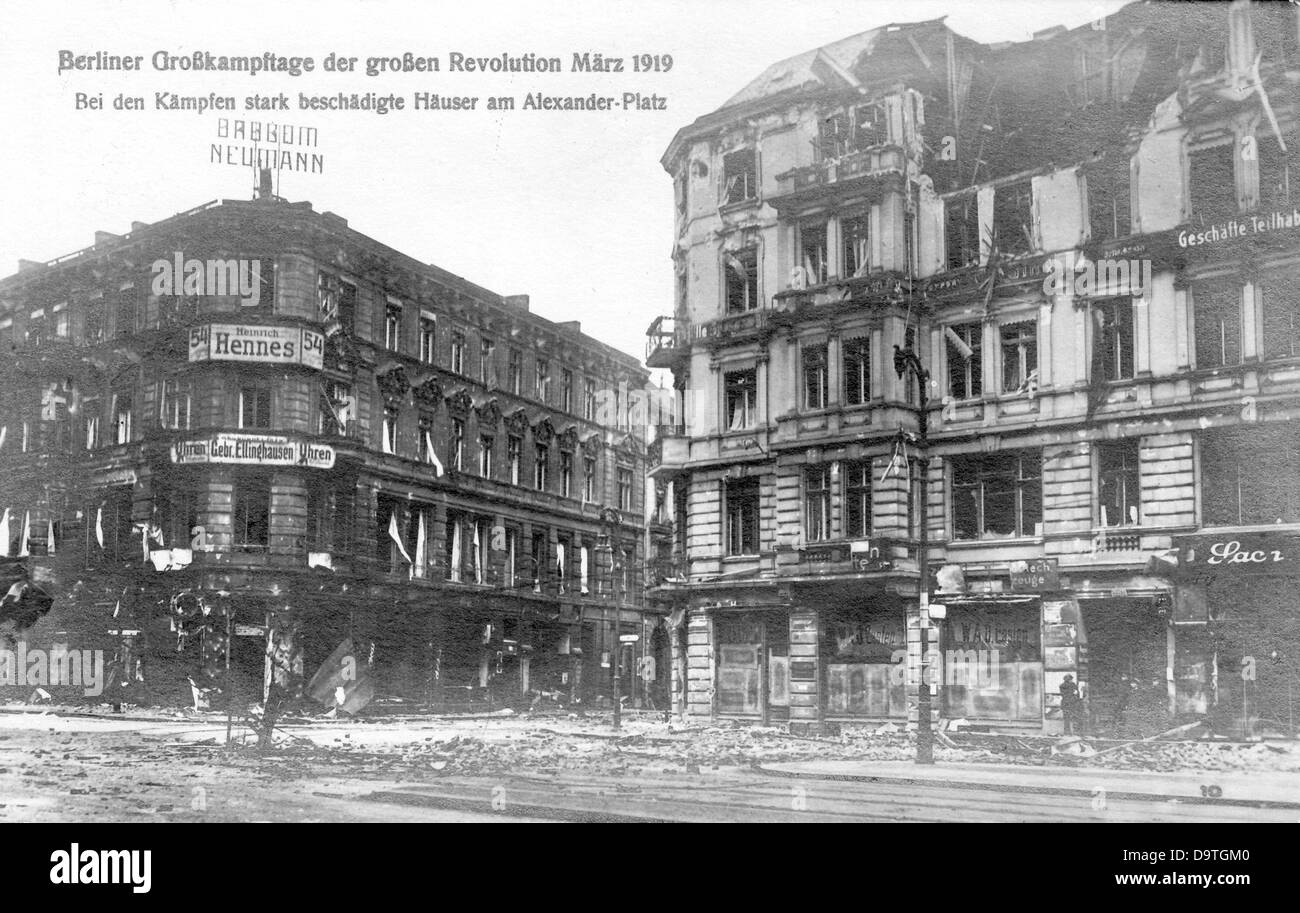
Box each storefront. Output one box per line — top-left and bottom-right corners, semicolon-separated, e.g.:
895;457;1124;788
1173;532;1300;737
940;597;1043;722
821;600;907;719
715;609;788;720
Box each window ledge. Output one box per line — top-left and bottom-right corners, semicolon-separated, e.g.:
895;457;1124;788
946;536;1044;548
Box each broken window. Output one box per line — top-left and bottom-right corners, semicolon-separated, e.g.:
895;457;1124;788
841;213;870;278
1098;439;1141;528
945;198;980;270
1262;273;1300;360
946;323;983;400
805;464;832;542
845;459;872;539
1188;144;1237;222
1193;281;1241;368
318;273;355;334
818;112;849;160
1095;297;1135;381
1000;320;1037;393
419;312;437;363
725;248;759;313
1201;422;1300;525
992;181;1034;255
843;337;870;406
803;343;828;409
723;148;757;205
952;450;1042;540
233;476;271;552
320;381;352;436
1088;159;1132;241
239;386;271;429
800;222;828;285
725;368;756;431
850;102;887;150
724;476;760;555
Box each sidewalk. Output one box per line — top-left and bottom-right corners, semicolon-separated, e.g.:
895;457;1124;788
758;758;1300;808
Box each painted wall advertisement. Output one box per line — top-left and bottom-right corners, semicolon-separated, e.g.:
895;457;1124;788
188;323;325;370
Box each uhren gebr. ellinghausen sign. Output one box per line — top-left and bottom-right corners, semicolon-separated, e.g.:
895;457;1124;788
171;433;335;469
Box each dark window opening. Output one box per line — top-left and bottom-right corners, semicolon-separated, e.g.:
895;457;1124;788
1098;440;1141;527
992;182;1034;255
725;368;756;431
842;213;870;278
1262;274;1300;359
1201;423;1300;526
1189;144;1237;222
725;248;759;313
805;464;832;542
1088;160;1132;240
1193;281;1241;368
945;198;980;270
724;476;760;556
233;477;270;552
845;460;872;539
946;323;982;399
952;451;1042;540
1095;297;1135;381
1000;321;1037;393
803;343;828;410
723;148;757;205
800;223;828;285
843;337;871;405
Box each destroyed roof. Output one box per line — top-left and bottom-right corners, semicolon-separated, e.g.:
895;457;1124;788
718;26;893;110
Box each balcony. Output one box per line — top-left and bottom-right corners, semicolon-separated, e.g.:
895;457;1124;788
647;432;689;479
769;146;907;213
645;314;688;369
694;307;771;347
772;270;914;314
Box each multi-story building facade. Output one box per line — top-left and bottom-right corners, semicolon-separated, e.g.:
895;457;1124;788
0;178;664;709
648;1;1300;736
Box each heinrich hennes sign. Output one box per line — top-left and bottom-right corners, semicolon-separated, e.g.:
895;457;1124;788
189;323;325;369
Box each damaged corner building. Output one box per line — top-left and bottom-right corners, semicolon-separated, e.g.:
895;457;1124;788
0;182;669;712
647;2;1300;737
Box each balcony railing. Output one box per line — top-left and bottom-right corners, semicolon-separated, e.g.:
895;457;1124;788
645;314;688;368
772;146;907;206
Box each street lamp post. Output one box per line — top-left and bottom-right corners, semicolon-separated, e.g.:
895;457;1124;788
894;343;935;765
600;507;624;731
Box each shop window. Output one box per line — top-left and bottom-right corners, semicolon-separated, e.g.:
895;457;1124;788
725;368;756;431
1000;320;1037;393
419;312;437;363
1262;274;1300;359
803;343;828;410
992;181;1034;255
1193;281;1241;368
232;477;270;552
239;386;271;429
805;464;832;543
800;222;828;285
534;442;549;490
951;450;1042;540
945;198;980;270
725;248;759;314
450;330;465;375
1201;423;1300;526
722;148;756;205
724;476;760;556
1088;159;1131;241
841;213;870;278
946;323;982;399
618;466;634;512
1098;440;1141;527
1188;144;1237;222
1095;297;1135;381
480;435;495;477
843;337;871;405
845;459;872;539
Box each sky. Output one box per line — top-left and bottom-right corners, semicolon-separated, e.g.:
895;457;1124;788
0;0;1131;364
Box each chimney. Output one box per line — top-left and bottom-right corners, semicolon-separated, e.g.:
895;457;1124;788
130;221;149;233
257;167;274;200
94;231;120;247
558;320;581;335
503;294;530;312
17;259;44;273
